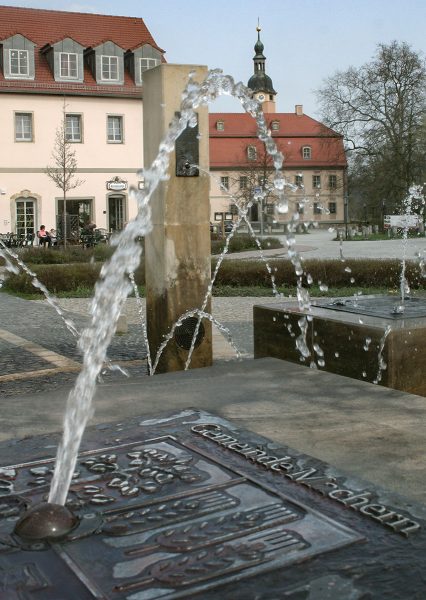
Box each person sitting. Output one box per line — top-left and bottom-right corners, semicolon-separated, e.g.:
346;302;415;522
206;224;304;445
49;228;57;246
37;225;52;247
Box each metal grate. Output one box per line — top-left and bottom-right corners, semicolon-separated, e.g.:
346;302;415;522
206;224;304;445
174;317;205;350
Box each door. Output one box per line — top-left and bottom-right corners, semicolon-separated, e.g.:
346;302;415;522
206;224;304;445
15;198;35;237
108;195;125;232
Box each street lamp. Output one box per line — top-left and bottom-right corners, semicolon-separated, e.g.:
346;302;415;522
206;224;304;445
363;203;367;225
381;200;386;233
344;194;349;240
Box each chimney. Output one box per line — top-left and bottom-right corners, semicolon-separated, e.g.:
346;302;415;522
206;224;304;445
295;104;303;116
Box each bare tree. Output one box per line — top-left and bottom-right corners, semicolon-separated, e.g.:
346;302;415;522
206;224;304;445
228;148;281;233
316;41;426;215
45;102;84;247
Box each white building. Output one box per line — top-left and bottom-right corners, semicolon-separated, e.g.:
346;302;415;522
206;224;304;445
0;6;164;241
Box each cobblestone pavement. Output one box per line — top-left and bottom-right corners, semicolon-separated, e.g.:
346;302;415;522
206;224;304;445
4;228;421;397
0;293;277;397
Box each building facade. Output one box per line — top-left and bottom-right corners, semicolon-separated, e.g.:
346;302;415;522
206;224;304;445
209;28;347;229
0;6;164;240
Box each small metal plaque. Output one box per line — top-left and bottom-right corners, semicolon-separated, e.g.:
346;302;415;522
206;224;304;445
0;409;425;599
318;295;426;319
175;112;199;177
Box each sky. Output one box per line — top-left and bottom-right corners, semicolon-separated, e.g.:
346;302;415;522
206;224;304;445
2;0;425;117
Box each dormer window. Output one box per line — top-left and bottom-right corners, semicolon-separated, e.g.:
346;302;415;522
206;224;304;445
247;145;257;161
2;35;35;80
9;49;29;77
302;146;312;160
85;41;124;85
102;55;119;81
60;52;78;78
216;120;224;131
127;44;163;86
42;39;84;83
140;57;160;81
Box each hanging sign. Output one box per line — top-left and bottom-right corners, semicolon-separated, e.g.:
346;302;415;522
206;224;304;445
106;177;128;191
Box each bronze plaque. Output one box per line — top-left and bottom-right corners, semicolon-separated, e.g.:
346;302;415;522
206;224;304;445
0;409;425;598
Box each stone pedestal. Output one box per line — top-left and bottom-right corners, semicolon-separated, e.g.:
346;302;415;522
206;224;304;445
254;296;426;396
143;64;212;373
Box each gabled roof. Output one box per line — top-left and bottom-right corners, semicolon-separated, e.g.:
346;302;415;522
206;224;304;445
210;112;340;137
0;6;165;97
0;6;164;53
209;113;347;169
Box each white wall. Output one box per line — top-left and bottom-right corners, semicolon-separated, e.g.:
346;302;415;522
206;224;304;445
0;93;143;233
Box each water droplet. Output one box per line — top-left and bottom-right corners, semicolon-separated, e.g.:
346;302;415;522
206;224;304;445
319;283;329;292
277;201;288;214
350;277;355;284
313;343;324;357
362;371;367;378
0;468;17;480
273;176;285;191
334;351;339;358
90;494;115;505
344;266;352;273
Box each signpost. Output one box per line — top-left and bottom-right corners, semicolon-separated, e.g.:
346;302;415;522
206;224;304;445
384;214;420;230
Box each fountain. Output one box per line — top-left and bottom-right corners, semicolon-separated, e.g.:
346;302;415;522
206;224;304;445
254;186;426;396
1;65;426;597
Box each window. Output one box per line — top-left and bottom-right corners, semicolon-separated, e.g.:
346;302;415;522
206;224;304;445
107;116;123;143
9;49;29;77
329;174;337;189
216;120;224;131
220;176;229;191
295;174;303;187
101;56;119;81
271;120;280;131
239;176;247;190
313;175;321;188
60;53;78;78
140;57;160;80
16;199;35;237
329;202;337;214
302;146;312;160
297;202;305;215
15;113;33;141
65;114;82;142
247;145;257;161
313;202;322;215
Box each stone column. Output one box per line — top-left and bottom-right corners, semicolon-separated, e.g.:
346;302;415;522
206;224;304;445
143;64;212;373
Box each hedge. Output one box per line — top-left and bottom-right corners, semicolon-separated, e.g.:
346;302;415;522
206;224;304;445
2;258;424;295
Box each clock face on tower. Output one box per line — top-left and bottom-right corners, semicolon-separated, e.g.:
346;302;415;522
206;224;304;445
257;93;265;101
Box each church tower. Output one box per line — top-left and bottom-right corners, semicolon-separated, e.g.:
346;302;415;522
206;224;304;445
247;24;277;113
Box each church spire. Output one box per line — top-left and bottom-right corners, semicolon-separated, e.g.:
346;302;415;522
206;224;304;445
247;23;277;112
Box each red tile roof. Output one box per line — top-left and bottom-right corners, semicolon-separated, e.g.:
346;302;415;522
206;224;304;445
209;113;347;168
0;6;165;97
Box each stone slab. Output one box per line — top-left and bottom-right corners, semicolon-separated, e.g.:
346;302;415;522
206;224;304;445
253;298;426;396
1;358;426;507
0;408;425;598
